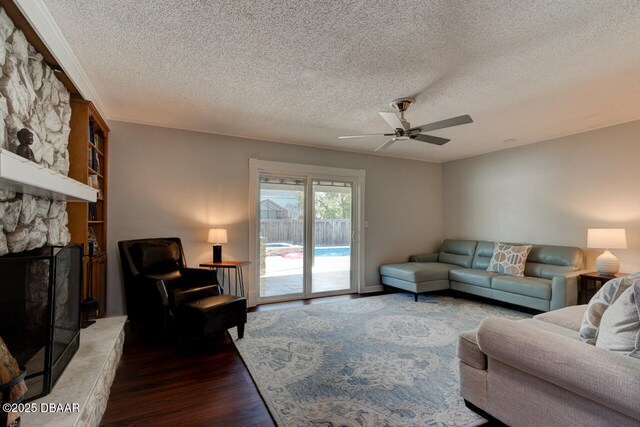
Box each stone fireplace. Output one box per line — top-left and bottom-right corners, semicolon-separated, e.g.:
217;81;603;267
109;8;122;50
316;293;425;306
1;6;74;255
0;4;91;405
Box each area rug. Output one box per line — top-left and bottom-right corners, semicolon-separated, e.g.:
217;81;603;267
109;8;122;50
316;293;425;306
230;293;530;426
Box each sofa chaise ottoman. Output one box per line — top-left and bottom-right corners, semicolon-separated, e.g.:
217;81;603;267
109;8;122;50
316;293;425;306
379;239;587;311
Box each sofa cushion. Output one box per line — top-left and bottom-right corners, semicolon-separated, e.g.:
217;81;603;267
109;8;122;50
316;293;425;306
534;305;587;332
486;242;532;277
527;244;585;269
450;268;496;288
438;239;477;268
491;275;552;299
471;241;495;270
517;318;582;341
457;329;486;369
523;244;584;279
580;272;640;344
380;262;458;282
596;280;640;358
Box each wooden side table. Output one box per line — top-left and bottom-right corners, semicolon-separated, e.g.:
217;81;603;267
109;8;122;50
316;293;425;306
578;272;626;304
199;261;250;297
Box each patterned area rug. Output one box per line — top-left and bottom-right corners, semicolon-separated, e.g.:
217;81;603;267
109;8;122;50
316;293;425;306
230;293;530;426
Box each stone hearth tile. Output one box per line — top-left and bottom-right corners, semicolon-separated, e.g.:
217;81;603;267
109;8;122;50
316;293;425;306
22;316;126;427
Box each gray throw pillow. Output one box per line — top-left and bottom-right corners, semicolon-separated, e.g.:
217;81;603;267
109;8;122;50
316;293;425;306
579;272;640;344
486;242;532;277
595;280;640;358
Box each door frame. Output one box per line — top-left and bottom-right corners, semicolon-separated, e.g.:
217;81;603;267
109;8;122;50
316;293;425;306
248;159;366;307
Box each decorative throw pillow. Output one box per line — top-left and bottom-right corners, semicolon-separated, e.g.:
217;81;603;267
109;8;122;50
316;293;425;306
486;242;532;277
595;280;640;358
579;272;640;344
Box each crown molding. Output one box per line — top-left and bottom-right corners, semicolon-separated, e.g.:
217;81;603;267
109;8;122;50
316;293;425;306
13;0;108;120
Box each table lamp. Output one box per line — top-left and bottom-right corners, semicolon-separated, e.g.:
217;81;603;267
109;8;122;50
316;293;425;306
587;228;627;275
207;228;228;262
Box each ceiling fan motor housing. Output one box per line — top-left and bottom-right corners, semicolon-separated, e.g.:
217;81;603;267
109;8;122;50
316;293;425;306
391;98;414;132
390;98;415;113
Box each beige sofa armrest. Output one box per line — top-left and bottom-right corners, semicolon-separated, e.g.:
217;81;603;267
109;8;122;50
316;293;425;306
477;316;640;420
408;253;438;262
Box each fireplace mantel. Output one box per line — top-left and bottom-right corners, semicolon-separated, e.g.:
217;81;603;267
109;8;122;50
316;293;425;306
0;149;97;202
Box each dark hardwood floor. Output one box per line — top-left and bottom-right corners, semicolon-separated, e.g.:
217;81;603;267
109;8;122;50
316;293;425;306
101;293;377;426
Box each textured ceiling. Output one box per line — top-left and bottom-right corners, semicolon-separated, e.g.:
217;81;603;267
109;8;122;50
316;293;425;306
42;0;640;162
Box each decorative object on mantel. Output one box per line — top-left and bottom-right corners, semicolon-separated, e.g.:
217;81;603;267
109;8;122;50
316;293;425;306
15;129;35;162
207;228;228;263
0;337;28;427
587;228;627;275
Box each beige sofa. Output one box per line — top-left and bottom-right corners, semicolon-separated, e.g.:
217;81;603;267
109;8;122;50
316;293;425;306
458;305;640;426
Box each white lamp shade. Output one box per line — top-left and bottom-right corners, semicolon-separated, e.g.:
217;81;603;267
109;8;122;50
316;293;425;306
587;228;627;249
207;228;228;244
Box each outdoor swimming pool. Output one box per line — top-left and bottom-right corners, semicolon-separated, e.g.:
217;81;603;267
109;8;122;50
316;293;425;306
265;243;350;257
314;246;350;257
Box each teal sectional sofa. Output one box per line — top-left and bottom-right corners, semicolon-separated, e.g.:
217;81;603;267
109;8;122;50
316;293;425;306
380;239;588;311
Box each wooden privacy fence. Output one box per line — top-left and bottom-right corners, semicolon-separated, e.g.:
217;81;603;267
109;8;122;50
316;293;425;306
260;219;351;246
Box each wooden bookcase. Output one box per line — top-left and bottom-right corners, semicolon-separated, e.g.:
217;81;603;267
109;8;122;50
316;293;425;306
67;98;110;317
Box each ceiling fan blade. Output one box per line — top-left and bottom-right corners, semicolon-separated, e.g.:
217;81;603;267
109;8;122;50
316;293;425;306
410;114;473;133
411;134;450;146
379;112;404;130
339;133;395;139
374;139;397;152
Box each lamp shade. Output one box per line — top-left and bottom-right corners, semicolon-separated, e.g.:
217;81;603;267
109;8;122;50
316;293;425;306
587;228;627;249
207;228;228;244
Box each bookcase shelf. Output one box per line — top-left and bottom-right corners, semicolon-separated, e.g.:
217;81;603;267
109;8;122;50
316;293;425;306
88;142;104;156
67;98;110;318
88;167;104;178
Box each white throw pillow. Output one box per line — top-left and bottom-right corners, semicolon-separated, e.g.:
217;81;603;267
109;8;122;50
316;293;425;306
595;280;640;358
486;242;532;277
579;272;640;344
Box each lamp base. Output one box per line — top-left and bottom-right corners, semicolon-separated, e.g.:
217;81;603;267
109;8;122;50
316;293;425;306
213;245;222;263
595;250;620;275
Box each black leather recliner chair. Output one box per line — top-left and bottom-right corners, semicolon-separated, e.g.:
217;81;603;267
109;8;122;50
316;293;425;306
118;237;246;339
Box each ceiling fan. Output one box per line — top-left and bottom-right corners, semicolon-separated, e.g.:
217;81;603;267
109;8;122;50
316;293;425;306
339;98;473;151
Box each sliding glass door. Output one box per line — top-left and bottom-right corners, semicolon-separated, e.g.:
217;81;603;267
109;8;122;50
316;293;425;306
257;171;360;303
259;176;306;299
311;180;352;294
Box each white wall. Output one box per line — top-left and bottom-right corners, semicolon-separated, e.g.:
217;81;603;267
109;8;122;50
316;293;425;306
106;121;443;315
443;119;640;273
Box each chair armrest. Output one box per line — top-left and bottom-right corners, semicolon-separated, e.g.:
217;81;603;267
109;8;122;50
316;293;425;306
409;253;438;262
141;276;170;307
182;267;220;286
477;316;640;420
